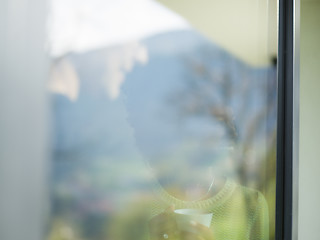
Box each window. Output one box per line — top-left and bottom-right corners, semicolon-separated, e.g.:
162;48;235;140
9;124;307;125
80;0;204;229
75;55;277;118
45;1;295;240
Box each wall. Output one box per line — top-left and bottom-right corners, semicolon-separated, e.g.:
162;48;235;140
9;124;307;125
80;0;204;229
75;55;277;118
299;0;320;239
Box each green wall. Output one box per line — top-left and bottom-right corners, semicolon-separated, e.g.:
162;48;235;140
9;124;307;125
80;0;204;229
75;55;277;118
299;1;320;239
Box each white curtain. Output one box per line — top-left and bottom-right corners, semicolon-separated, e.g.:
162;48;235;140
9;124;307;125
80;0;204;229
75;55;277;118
0;0;49;240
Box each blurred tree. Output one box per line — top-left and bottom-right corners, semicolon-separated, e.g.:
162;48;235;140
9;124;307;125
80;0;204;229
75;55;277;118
170;47;277;188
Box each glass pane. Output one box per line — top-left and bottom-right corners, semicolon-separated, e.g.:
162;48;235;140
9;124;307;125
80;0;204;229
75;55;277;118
47;1;278;240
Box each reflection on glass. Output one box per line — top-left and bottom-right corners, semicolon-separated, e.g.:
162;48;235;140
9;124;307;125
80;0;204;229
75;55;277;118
47;0;277;240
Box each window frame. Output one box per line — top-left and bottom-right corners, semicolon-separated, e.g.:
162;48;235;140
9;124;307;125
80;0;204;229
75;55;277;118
275;0;300;240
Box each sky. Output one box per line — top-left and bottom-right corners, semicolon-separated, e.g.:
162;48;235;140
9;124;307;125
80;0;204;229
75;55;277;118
48;0;190;57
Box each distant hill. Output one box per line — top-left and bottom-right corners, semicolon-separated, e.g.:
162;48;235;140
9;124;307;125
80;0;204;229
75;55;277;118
50;28;277;190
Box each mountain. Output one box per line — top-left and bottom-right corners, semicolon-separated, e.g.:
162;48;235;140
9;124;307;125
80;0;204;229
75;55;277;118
50;29;277;208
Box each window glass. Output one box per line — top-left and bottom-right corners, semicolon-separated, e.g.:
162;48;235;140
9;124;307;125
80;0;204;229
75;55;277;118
47;1;278;240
